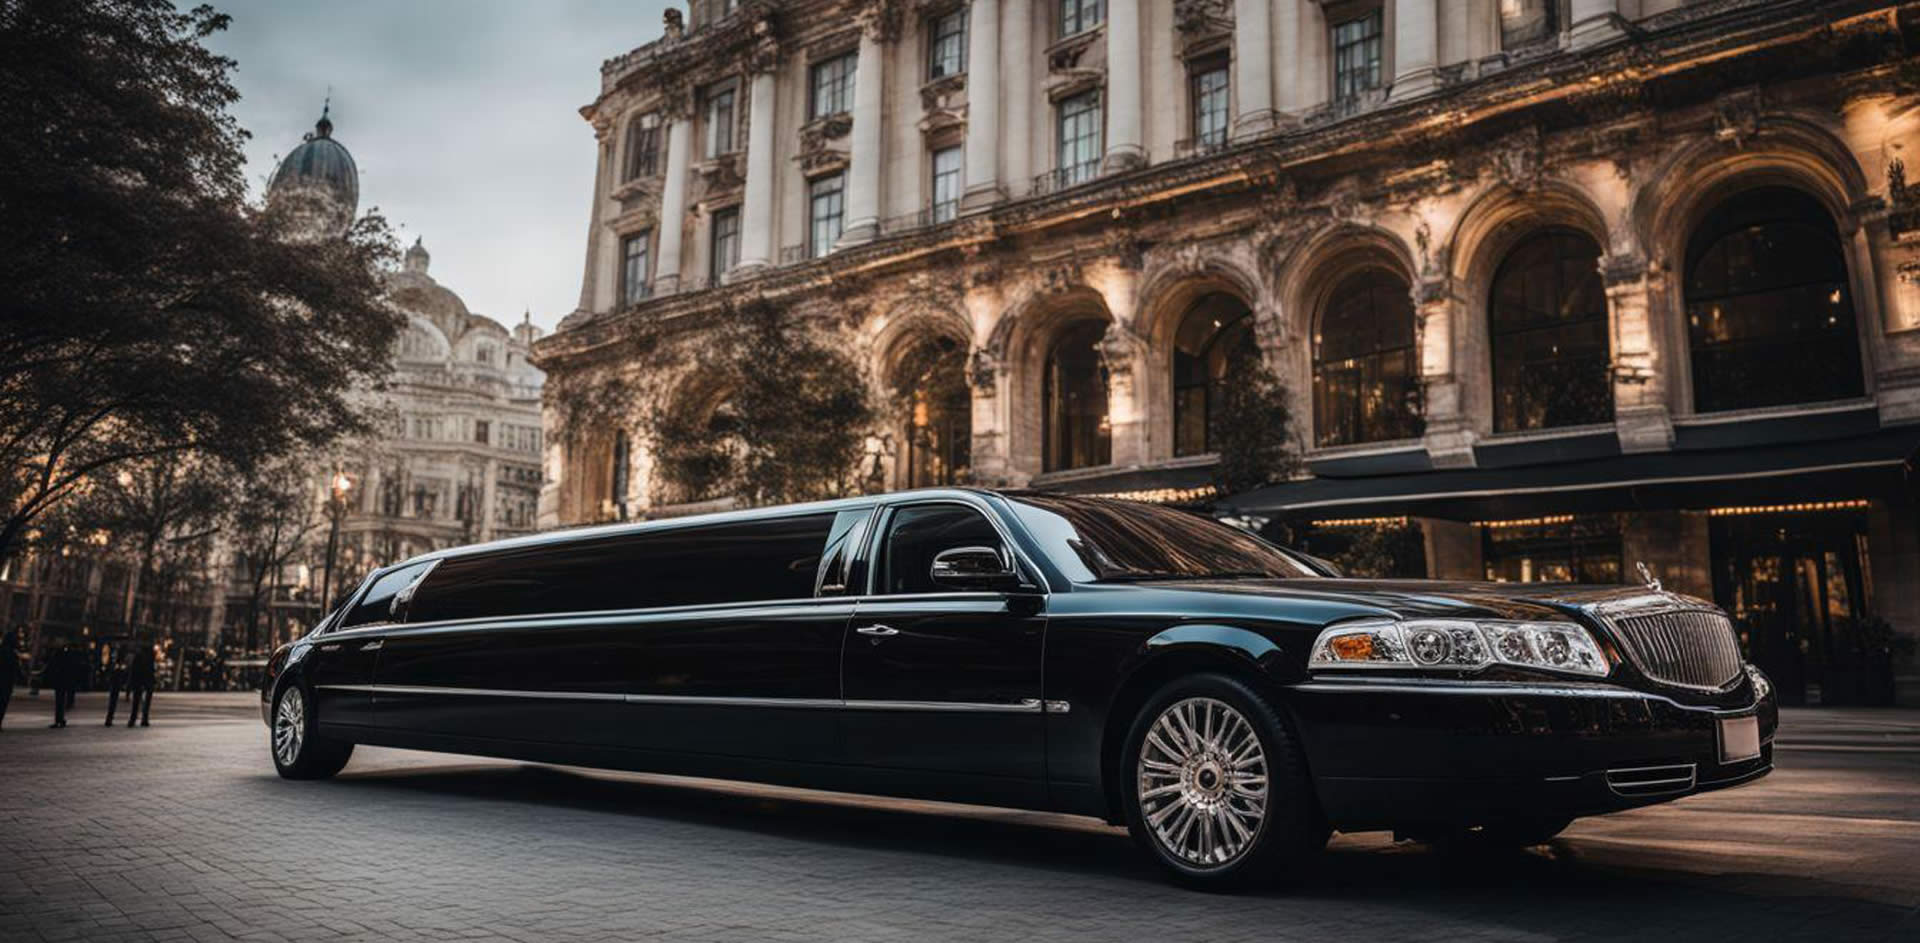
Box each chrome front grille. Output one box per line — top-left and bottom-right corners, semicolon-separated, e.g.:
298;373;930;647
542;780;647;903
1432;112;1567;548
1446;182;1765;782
1605;609;1745;691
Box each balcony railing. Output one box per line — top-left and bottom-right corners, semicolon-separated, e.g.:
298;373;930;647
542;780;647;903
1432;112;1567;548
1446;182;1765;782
1032;160;1101;197
878;201;960;236
779;244;810;264
1175;132;1230;160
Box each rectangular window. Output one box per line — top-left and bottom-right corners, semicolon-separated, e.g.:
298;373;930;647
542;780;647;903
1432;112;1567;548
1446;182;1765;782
1190;64;1229;151
621;231;650;307
928;7;967;79
931;146;962;223
404;513;840;622
706;85;736;156
809;174;845;257
1059;0;1104;38
810;52;857;119
623;112;661;180
1056;90;1102;188
1331;9;1384;101
474;420;490;445
710;208;740;280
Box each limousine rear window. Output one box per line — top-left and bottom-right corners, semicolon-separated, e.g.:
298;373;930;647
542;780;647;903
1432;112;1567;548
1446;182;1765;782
1005;495;1312;582
403;511;838;622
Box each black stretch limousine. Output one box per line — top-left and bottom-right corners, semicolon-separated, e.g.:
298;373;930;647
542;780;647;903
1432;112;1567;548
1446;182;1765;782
262;489;1775;887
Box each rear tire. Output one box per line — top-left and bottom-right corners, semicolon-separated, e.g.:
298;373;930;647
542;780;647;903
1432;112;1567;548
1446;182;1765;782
1120;673;1328;890
271;684;353;780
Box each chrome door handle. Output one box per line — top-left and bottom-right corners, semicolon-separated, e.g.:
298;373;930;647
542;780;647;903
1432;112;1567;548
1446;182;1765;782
855;624;899;638
318;644;341;653
360;640;384;652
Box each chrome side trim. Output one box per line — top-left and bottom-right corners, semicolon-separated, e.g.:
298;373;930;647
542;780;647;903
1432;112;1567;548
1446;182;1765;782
314;684;1048;713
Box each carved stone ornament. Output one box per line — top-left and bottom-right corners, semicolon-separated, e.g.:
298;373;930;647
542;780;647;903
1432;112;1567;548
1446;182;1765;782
1173;0;1233;37
1712;88;1763;149
920;73;966;113
654;77;695;122
967;347;1000;394
1890;158;1920;241
697;154;745;199
1488;126;1546;192
745;17;781;73
1097;325;1146;381
1041;259;1083;294
799;114;853;174
663;7;685;41
858;0;903;43
1047;29;1099;75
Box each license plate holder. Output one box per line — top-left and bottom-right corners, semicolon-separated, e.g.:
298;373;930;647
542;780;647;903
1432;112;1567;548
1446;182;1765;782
1717;714;1761;764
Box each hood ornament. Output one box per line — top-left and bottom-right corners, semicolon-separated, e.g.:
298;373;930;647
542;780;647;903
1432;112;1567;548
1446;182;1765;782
1635;561;1662;592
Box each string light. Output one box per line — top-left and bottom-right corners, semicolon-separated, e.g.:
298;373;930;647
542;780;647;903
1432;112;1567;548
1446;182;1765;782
1085;485;1219;504
1475;514;1576;529
1708;499;1869;517
1311;516;1409;528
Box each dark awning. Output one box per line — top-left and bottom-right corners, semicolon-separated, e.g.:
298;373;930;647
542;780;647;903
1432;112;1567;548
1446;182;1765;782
1221;424;1920;522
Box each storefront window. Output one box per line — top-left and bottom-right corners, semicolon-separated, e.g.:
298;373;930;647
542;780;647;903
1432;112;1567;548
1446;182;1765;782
1171;293;1256;457
1313;266;1421;447
1043;320;1111;471
1482;514;1622;584
1684;186;1863;413
1710;506;1874;706
1489;228;1613;432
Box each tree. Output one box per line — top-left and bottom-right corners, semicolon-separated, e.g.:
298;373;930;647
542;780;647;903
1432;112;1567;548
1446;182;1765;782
0;0;401;563
224;456;319;653
1208;352;1300;498
645;300;875;506
56;453;223;640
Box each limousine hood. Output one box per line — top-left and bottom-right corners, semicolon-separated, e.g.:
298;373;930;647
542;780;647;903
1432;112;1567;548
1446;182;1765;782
1144;577;1699;624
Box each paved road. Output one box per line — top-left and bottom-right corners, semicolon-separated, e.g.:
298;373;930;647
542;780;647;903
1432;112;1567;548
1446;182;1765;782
1;691;1915;942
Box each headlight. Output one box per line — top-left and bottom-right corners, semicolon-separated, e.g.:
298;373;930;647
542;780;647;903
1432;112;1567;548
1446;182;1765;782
1744;663;1772;701
1309;618;1610;678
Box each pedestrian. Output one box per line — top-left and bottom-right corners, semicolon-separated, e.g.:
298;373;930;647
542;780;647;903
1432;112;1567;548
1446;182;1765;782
0;630;21;730
126;644;156;728
46;644;78;728
102;645;128;727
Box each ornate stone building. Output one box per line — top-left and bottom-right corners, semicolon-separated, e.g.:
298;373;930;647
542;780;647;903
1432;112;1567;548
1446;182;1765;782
537;0;1920;702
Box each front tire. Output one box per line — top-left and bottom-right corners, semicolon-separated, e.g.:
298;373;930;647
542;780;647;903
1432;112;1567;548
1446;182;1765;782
271;685;352;780
1120;673;1327;890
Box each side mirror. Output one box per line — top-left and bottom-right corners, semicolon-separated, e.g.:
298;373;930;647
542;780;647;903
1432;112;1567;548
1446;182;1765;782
930;545;1019;589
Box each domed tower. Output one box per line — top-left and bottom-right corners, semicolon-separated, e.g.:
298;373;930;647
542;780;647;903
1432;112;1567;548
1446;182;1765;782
267;104;359;238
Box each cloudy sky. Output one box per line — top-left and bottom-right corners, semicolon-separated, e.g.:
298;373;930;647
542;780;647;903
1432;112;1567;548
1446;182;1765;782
208;0;673;332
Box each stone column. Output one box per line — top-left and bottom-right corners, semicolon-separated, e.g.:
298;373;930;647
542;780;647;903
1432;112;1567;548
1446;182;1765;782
1605;252;1675;453
654;112;694;294
1001;0;1034;194
1102;0;1144;172
1271;0;1300;117
734;66;778;276
1417;274;1476;467
837;13;890;248
961;0;1003;211
1568;0;1623;49
1231;0;1277;139
1389;0;1438;101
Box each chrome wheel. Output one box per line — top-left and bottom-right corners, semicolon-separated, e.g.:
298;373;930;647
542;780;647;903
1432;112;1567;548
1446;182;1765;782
1137;697;1269;869
274;688;305;767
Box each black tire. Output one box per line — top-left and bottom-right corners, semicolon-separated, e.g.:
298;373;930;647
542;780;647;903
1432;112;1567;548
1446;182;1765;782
270;683;353;780
1120;673;1328;890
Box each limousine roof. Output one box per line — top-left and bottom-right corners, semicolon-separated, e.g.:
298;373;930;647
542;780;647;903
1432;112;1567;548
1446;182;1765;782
396;487;1014;569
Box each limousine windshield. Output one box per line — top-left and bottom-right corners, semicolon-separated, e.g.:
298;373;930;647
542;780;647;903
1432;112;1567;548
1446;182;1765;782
1006;494;1313;582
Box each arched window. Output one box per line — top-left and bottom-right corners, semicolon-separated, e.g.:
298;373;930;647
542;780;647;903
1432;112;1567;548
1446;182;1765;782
1313;267;1420;447
1489;228;1613;432
892;336;972;487
1684;187;1863;413
1043;320;1112;471
1171;293;1257;457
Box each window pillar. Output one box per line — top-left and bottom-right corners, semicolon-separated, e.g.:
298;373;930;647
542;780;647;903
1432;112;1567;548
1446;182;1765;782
735;64;778;276
1389;0;1438;101
1230;0;1277;139
1001;0;1033;194
653;110;694;295
1416;273;1475;468
837;11;891;248
1102;0;1145;173
961;0;1004;211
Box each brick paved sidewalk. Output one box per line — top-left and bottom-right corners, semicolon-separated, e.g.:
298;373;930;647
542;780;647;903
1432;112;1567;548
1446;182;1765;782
0;692;1914;942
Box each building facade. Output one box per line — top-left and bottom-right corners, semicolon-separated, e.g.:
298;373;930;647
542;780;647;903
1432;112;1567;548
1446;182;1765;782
537;0;1920;702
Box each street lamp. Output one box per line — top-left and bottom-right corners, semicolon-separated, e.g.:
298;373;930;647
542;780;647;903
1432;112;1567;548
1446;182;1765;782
318;470;353;622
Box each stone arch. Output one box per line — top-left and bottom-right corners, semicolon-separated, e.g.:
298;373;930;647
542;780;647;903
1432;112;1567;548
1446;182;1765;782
1444;180;1616;436
998;284;1119;476
647;364;740;506
1133;250;1266;461
1276;223;1422;450
1634;116;1879;415
862;298;976;489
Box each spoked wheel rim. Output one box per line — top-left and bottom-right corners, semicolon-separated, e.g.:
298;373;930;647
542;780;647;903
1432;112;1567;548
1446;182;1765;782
274;687;305;766
1137;696;1269;869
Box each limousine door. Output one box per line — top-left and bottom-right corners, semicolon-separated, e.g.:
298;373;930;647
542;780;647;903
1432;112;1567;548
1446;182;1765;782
308;561;432;730
841;501;1047;784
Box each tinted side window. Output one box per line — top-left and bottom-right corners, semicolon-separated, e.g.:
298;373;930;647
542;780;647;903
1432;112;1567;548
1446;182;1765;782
406;512;837;622
339;562;433;630
878;504;1004;595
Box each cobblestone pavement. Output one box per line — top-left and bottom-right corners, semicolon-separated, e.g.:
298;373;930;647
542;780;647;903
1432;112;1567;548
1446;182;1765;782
1;691;1915;942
